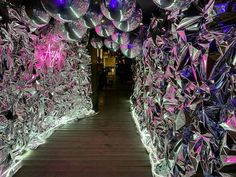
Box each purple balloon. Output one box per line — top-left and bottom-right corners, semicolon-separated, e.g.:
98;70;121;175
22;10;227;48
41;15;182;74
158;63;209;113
82;2;104;28
120;37;142;58
111;30;130;44
104;38;119;52
58;20;88;41
22;4;51;28
112;8;142;32
90;37;104;49
95;18;116;37
41;0;90;22
100;0;136;22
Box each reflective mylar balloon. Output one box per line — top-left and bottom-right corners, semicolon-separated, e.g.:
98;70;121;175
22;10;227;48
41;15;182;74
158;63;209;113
120;37;142;58
112;8;142;32
22;3;51;28
41;0;90;22
100;0;136;21
91;37;104;49
82;1;104;28
59;20;88;41
111;30;130;44
95;18;116;37
152;0;192;10
104;38;119;52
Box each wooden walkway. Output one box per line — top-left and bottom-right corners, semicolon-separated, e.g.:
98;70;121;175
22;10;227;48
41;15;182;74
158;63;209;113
14;84;152;177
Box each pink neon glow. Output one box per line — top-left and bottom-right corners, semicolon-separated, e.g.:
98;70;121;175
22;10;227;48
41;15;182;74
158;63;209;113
95;27;100;34
177;31;187;42
224;156;236;163
35;34;66;71
226;115;236;128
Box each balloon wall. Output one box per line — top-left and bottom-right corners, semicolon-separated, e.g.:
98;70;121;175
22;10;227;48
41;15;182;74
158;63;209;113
131;0;236;176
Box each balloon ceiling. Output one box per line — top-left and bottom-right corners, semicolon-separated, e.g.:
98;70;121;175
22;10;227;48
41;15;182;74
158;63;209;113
13;0;147;58
40;0;90;22
100;0;136;21
23;2;51;28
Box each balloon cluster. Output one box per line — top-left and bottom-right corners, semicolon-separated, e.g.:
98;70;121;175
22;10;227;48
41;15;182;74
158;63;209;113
87;0;194;57
90;37;104;49
21;0;144;58
4;0;202;59
92;0;143;58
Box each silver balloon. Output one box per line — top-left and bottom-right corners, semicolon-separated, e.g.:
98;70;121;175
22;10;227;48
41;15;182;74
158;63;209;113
82;1;104;28
59;20;88;41
120;37;142;58
152;0;192;10
90;37;104;49
22;4;51;28
100;0;136;21
111;30;130;44
95;18;116;37
41;0;90;22
104;38;119;52
112;8;142;32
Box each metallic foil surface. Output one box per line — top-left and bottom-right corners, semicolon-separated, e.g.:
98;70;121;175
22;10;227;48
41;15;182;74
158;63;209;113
0;7;94;177
131;0;236;176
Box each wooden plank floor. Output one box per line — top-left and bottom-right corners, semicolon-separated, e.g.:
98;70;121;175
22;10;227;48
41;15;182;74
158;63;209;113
13;83;152;177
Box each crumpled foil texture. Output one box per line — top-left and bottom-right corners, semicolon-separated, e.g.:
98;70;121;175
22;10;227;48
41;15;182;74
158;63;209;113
0;7;93;177
131;0;236;176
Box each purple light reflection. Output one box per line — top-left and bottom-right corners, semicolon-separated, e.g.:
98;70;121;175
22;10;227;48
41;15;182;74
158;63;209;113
56;0;67;6
109;0;119;10
128;44;133;49
214;3;229;15
224;156;236;163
